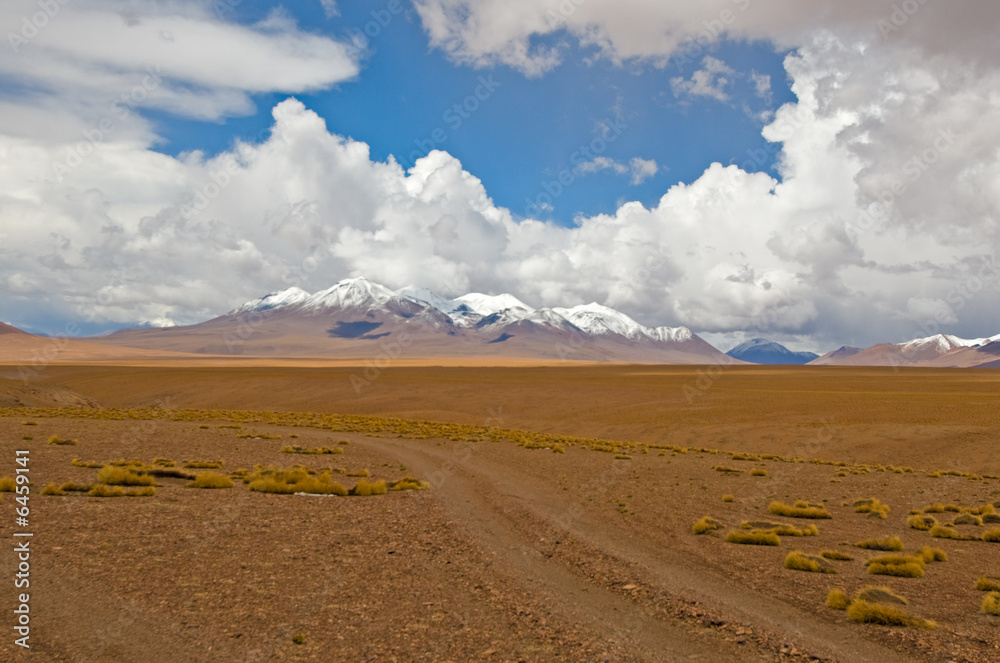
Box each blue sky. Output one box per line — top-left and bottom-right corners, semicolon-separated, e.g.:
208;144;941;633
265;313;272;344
149;1;793;226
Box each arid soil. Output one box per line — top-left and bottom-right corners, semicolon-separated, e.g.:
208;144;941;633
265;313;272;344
0;364;998;662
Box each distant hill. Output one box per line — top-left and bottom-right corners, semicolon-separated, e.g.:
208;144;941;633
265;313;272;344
0;321;27;335
726;338;819;365
809;333;1000;367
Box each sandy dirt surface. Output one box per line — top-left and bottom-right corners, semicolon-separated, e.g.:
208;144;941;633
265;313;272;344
0;364;998;661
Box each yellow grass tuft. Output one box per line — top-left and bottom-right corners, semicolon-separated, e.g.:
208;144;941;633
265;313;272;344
280;446;343;455
784;551;836;574
854;498;890;519
929;525;965;540
41;482;66;496
712;465;744;473
982;528;1000;542
0;477;15;492
846;600;936;628
725;530;781;546
826;588;851;610
983;592;1000;616
918;546;947;563
48;435;77;445
855;536;903;551
345;468;370;478
750;468;767;477
820;550;854;561
184;460;224;469
867;561;924;578
768;501;831;520
856;586;907;605
88;484;125;497
96;466;155;486
60;482;92;492
721;494;734;503
975;577;1000;592
187;472;234;489
71;458;104;468
351;478;387;496
692;516;723;535
125;486;156;497
390;477;430;491
907;513;937;531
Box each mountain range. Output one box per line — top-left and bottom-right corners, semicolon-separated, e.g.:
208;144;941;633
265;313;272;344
4;277;999;367
83;278;733;364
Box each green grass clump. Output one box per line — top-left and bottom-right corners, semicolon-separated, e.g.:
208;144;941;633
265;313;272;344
976;577;1000;592
88;484;125;497
390;477;430;491
846;600;935;628
351;479;387;496
41;483;66;496
821;550;854;561
768;500;831;520
725;530;781;546
96;466;155;486
826;588;851;610
918;546;947;563
855;536;903;551
0;477;15;492
784;551;836;574
983;592;1000;616
47;435;77;445
187;472;234;489
692;516;723;535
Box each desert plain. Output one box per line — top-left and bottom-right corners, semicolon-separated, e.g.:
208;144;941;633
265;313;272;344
1;360;999;662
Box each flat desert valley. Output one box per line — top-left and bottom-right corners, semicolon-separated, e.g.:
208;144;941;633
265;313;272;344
2;361;1000;662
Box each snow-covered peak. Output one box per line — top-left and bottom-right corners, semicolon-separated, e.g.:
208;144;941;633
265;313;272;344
645;326;693;343
453;292;533;316
898;333;995;354
396;286;457;314
554;303;644;339
304;278;397;311
232;287;310;314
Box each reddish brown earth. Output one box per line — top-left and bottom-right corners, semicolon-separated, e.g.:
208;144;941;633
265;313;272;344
0;364;998;661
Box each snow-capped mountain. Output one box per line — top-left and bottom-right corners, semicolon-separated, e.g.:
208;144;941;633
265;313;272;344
93;277;732;363
810;332;1000;367
726;338;819;365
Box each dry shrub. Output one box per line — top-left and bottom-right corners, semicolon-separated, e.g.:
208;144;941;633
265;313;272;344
768;501;831;520
97;466;155;486
187;472;234;489
784;551;836;574
725;530;781;546
855;536;903;551
846;600;936;628
692;516;723;535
